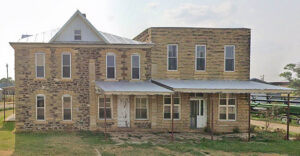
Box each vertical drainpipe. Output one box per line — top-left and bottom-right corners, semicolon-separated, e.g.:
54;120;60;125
210;94;214;140
248;93;251;142
286;93;290;140
171;93;174;142
104;94;107;140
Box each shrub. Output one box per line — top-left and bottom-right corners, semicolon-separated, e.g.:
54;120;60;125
204;126;211;133
295;134;300;141
233;127;240;133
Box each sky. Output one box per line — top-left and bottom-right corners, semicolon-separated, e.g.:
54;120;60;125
1;0;300;82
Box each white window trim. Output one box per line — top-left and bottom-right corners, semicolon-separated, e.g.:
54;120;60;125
131;54;140;80
98;95;113;120
35;52;45;78
36;94;46;121
224;45;235;72
134;96;149;120
163;94;181;120
61;52;72;79
195;45;206;72
218;93;237;121
167;44;178;71
62;94;72;121
106;53;116;80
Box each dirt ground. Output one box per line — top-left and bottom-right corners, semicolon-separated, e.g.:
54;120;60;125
251;120;300;134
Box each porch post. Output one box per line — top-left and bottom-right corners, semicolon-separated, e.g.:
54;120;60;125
286;94;290;140
171;94;174;142
248;94;251;142
104;94;107;140
13;92;14;114
210;94;214;140
3;89;5;122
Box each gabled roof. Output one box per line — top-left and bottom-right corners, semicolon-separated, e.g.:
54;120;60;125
15;10;150;45
49;10;108;43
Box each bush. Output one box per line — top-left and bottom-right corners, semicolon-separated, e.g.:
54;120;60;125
233;127;240;133
204;126;211;133
250;125;256;133
295;134;300;141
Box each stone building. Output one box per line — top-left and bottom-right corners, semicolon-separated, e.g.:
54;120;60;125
10;10;292;132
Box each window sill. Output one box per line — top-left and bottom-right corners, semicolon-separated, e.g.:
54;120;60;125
61;120;74;124
61;78;73;81
34;120;47;124
34;78;46;81
195;70;206;73
218;119;236;122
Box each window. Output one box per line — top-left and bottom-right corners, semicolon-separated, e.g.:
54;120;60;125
135;97;148;120
62;53;71;78
36;95;45;120
219;93;236;121
225;45;235;71
62;95;72;121
167;44;178;70
195;45;206;71
163;94;180;119
98;96;112;119
106;53;116;79
74;30;81;40
131;54;140;80
35;53;45;78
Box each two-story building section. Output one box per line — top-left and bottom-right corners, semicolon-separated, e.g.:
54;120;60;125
10;10;292;133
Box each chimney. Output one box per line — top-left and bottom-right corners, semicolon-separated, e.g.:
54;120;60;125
82;13;86;17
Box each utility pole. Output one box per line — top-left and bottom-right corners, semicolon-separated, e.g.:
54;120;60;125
4;64;8;122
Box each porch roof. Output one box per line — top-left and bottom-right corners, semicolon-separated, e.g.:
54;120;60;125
152;79;294;94
95;80;173;95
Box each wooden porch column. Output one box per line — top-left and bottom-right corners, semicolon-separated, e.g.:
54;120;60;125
171;94;174;142
3;89;6;122
286;94;290;140
104;94;107;140
210;95;214;140
248;94;251;142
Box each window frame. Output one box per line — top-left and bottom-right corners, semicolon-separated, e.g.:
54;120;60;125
134;96;149;120
163;94;181;120
98;95;113;120
167;44;178;71
106;53;116;80
35;52;45;78
218;93;237;121
224;45;235;72
131;54;140;80
195;45;206;71
74;29;81;41
61;52;72;79
62;94;72;121
36;94;46;121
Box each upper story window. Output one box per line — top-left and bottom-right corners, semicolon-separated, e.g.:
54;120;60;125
36;94;45;121
74;30;81;40
99;96;112;119
62;95;72;121
132;54;140;80
106;53;116;79
35;53;45;78
225;45;235;72
195;45;206;71
219;93;236;121
62;53;71;78
163;94;180;120
167;44;178;71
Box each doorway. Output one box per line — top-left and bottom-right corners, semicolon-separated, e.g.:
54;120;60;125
190;99;207;128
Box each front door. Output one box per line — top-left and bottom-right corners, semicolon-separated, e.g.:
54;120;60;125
190;99;207;128
117;95;130;127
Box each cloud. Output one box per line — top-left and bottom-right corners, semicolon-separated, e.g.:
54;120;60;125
147;2;159;9
162;1;240;27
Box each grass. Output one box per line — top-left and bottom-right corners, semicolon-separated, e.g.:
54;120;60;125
0;114;299;155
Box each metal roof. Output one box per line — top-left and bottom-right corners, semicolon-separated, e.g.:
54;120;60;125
152;79;294;93
17;29;148;45
95;80;173;95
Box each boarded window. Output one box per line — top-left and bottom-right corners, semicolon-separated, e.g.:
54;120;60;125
74;30;81;40
163;94;180;119
62;53;71;78
168;45;178;70
219;93;236;120
36;95;45;120
136;97;148;119
132;55;140;79
196;45;206;71
225;46;235;71
63;95;72;120
106;54;115;79
36;53;45;78
99;97;112;119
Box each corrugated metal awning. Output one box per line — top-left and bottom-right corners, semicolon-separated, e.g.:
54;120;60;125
152;79;294;94
95;80;173;95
